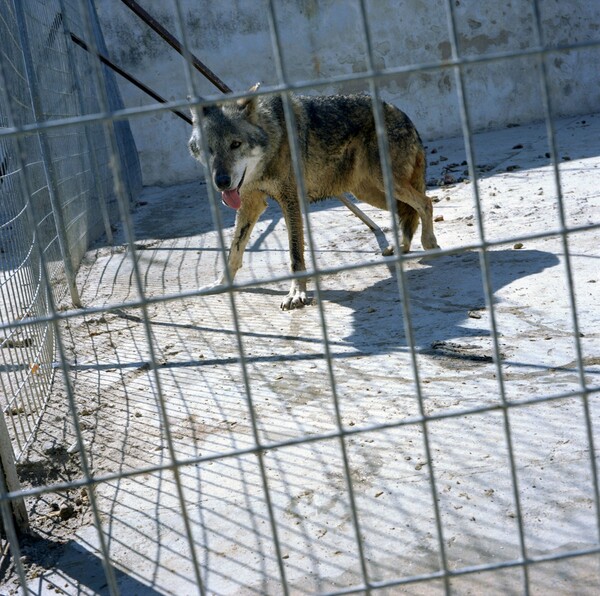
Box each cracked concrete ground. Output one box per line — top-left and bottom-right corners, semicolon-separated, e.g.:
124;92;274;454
8;113;600;595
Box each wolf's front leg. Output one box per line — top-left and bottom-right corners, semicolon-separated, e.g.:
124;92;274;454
279;198;310;310
208;193;267;289
282;277;308;310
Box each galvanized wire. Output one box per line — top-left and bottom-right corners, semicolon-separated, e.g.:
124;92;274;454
0;1;141;592
0;0;140;464
529;0;600;553
443;1;532;592
0;1;599;595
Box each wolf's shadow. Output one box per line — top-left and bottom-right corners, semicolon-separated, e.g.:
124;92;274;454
322;249;560;354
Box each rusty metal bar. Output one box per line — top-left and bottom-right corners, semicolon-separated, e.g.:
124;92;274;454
117;0;384;239
70;32;193;125
119;0;232;93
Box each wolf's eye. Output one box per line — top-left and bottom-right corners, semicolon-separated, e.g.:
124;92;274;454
230;140;241;150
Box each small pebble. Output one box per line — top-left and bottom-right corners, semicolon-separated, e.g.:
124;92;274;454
42;441;57;454
59;504;75;521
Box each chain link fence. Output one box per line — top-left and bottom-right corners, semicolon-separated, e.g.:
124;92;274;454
1;0;600;594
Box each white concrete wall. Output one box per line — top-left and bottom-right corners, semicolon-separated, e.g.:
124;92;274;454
95;0;600;186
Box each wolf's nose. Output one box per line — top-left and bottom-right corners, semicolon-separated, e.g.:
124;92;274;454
215;174;231;190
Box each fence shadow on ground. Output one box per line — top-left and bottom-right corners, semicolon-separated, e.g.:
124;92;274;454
224;248;561;362
7;533;162;595
326;248;561;355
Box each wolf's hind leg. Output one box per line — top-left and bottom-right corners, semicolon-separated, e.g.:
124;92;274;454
353;183;423;253
393;182;439;251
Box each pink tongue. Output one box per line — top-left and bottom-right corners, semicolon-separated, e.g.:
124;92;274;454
221;188;241;210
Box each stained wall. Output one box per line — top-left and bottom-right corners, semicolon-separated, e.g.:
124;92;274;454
95;0;600;185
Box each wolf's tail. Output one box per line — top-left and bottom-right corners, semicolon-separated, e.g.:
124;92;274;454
398;202;419;244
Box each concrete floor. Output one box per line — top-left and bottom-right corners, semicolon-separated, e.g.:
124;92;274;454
14;113;600;595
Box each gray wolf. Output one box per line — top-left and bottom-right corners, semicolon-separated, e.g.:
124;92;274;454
189;86;440;310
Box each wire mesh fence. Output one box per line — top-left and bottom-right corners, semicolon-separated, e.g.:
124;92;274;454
0;0;140;471
1;0;600;594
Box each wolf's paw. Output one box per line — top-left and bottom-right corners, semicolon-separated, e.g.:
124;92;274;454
199;277;226;294
422;236;440;251
281;290;310;311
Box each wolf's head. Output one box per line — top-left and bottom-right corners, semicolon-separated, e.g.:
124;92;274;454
188;83;267;210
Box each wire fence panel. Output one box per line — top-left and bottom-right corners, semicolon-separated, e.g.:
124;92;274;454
0;0;141;464
1;0;600;595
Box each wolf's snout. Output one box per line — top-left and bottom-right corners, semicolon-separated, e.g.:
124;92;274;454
215;173;232;190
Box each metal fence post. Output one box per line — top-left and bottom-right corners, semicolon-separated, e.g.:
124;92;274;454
0;408;28;533
13;2;82;308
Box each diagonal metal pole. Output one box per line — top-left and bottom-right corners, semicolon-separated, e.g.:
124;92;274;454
119;0;231;93
116;0;384;239
70;33;192;125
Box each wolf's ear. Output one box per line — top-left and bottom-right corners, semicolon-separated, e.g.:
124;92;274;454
189;106;200;125
188;96;199;124
236;82;261;117
188;95;217;124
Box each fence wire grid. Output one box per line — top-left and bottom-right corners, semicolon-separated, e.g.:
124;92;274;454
0;0;141;465
1;0;600;595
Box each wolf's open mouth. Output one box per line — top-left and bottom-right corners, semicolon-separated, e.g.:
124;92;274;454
221;169;246;210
